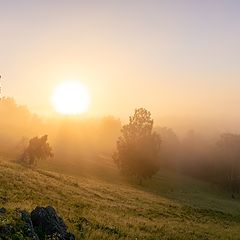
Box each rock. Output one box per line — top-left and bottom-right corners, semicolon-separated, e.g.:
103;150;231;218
31;206;75;240
21;210;39;240
0;207;6;215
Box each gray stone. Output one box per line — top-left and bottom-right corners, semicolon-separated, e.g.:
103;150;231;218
0;207;6;215
21;210;39;240
31;206;75;240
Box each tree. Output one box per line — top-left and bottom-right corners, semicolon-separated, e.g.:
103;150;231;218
217;133;240;197
19;135;53;165
113;108;161;184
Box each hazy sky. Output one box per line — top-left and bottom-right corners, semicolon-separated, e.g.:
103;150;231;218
1;0;240;128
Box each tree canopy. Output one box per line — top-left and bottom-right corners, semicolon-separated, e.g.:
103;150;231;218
20;135;53;165
113;108;161;184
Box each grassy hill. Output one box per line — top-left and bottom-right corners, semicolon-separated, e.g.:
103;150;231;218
0;159;240;240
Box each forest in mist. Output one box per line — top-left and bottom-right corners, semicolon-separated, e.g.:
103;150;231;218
1;97;240;197
2;1;240;239
2;96;240;239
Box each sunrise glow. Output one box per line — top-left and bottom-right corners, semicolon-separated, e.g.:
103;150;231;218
51;81;90;115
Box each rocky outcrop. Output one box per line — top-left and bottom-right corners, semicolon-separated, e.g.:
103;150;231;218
31;206;75;240
0;206;75;240
0;207;6;215
21;210;39;240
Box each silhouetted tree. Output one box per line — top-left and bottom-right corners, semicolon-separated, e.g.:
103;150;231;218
19;135;53;165
113;108;161;184
217;133;240;197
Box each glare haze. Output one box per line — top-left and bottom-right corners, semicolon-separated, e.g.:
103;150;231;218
1;0;240;132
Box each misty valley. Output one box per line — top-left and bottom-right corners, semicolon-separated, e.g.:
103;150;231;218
0;98;240;239
1;1;240;239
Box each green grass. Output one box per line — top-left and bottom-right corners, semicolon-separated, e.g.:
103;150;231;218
0;159;240;239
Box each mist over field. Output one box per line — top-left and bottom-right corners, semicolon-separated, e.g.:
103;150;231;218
1;1;240;239
1;96;240;239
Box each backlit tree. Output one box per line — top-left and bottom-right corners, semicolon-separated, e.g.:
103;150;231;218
113;108;161;184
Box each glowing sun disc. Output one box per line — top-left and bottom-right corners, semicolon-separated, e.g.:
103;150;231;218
52;81;90;115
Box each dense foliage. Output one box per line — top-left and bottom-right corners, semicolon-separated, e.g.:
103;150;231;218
19;135;53;165
113;108;161;183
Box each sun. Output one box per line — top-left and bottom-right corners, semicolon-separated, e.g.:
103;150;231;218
51;81;90;115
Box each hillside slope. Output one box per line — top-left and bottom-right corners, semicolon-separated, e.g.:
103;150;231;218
0;160;240;240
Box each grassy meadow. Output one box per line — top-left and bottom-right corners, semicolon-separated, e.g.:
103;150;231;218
0;158;240;240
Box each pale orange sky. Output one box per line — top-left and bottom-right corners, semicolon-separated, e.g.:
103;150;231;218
1;1;240;132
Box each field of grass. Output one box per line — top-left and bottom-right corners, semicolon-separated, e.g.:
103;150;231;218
0;158;240;239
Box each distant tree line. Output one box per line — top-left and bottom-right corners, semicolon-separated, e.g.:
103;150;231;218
113;108;240;198
1;97;240;197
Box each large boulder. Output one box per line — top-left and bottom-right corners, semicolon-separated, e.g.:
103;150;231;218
0;206;74;239
31;206;75;240
0;207;6;215
21;210;39;240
